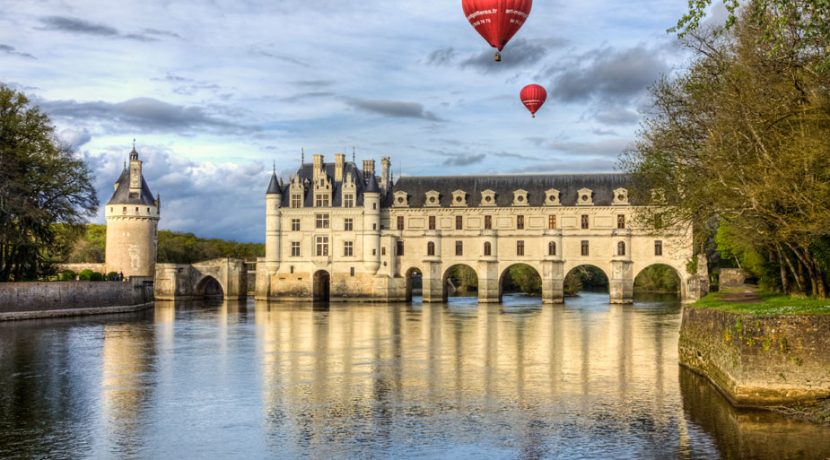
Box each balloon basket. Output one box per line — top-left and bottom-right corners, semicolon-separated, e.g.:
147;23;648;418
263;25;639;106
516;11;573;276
494;51;502;62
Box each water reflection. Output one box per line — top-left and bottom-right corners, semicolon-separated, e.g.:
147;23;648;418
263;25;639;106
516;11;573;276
0;293;828;458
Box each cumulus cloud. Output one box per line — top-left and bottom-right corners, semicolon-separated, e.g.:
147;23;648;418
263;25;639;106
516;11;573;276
344;97;442;121
0;44;36;59
58;128;92;150
39;97;253;134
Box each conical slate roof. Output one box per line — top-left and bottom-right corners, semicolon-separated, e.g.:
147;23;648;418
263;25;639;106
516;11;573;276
266;173;281;194
107;166;157;206
364;173;380;193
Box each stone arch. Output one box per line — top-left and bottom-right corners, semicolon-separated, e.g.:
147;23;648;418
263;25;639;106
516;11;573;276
442;264;479;301
564;264;610;298
313;270;331;302
633;263;683;298
404;266;423;302
195;275;224;298
498;263;542;302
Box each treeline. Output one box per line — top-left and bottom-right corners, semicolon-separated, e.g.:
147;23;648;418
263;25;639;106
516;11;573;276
623;0;830;297
67;224;264;264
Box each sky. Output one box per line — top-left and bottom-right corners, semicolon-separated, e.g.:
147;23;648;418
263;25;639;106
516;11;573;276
0;0;724;242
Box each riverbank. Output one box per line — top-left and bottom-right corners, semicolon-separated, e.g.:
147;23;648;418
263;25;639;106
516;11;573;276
0;279;154;321
679;287;830;422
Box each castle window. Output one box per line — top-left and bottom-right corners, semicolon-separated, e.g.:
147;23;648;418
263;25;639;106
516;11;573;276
344;241;353;257
291;194;302;208
548;215;557;230
122;207;126;214
581;240;589;256
382;247;386;256
484;242;492;256
373;223;377;230
344;194;354;208
292;219;301;231
372;202;377;210
618;241;626;256
291;242;301;257
344;218;353;231
484;215;492;230
548;241;556;256
581;215;589;229
517;215;524;230
315;213;330;229
429;216;436;230
397;216;404;230
455;241;463;256
350;267;355;277
655;240;663;256
146;207;150;213
456;216;463;230
427;242;435;256
396;241;404;256
617;215;626;229
315;236;329;257
517;240;525;256
290;266;295;274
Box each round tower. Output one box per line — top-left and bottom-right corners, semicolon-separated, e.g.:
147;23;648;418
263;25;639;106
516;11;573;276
104;146;160;278
363;167;381;273
265;169;282;273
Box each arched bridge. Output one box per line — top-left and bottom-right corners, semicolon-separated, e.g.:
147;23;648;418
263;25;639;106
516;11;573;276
155;258;247;300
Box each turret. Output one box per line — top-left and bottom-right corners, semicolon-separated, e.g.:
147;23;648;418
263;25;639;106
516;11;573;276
265;170;282;272
363;172;381;273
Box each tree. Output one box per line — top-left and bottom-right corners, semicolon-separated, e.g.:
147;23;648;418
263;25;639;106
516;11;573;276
0;86;97;281
622;2;830;297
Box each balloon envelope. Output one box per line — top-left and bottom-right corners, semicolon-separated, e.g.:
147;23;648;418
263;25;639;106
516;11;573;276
462;0;533;57
520;84;547;117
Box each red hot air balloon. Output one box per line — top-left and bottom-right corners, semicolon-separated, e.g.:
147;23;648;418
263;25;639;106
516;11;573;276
520;84;547;118
462;0;533;62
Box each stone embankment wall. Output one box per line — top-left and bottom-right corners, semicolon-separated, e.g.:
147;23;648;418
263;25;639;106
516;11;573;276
0;279;153;320
679;306;830;406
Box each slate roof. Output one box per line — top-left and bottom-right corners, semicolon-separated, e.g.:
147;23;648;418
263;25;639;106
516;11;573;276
275;161;386;208
266;173;281;195
391;173;633;207
107;167;158;206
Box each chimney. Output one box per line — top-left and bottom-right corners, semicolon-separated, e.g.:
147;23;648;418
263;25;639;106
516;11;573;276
363;159;375;180
380;156;391;191
129;149;142;194
312;154;324;182
335;153;345;182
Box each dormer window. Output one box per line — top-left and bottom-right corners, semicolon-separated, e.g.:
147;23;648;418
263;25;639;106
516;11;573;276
480;189;497;207
545;188;561;206
613;188;629;205
512;189;529;206
425;190;441;207
451;190;467;207
577;188;594;206
393;191;409;208
291;193;302;208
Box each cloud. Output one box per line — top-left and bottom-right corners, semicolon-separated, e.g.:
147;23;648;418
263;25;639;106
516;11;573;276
0;44;36;59
249;47;311;67
548;138;634;158
551;45;668;104
461;38;567;72
425;47;457;66
281;91;336;103
39;97;253;133
593;106;640;125
510;158;618;173
442;153;486;167
292;80;335;88
87;146;270;242
58;128;92;150
344;97;442;121
38;16;173;42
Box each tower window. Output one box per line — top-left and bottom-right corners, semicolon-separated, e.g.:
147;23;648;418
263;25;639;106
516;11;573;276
548;241;556;256
655;240;663;256
517;240;525;256
350;267;355;277
581;240;589;256
484;242;492;256
581;215;589;229
455;241;463;256
618;241;626;256
372;202;377;210
427;242;435;256
517;215;524;230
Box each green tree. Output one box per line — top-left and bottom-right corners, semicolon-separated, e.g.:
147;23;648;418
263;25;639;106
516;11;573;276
0;86;97;281
622;2;830;297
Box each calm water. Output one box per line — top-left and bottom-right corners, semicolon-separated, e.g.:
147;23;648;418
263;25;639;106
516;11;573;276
1;292;829;459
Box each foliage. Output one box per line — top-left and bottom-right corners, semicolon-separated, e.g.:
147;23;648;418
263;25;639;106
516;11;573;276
694;290;830;315
77;269;104;281
502;264;541;295
66;224;265;264
634;265;681;294
446;265;477;295
57;269;77;281
564;266;608;296
0;86;98;281
622;2;830;297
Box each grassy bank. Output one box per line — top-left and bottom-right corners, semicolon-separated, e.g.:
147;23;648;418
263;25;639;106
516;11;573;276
694;287;830;315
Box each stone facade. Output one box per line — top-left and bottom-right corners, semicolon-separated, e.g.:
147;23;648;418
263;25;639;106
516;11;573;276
154;258;247;300
257;154;706;303
0;279;153;320
104;147;160;278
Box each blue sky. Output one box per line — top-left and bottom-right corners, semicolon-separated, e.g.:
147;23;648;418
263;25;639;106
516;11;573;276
0;0;723;242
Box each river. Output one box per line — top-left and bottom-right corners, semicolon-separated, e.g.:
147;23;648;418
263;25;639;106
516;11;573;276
1;292;828;459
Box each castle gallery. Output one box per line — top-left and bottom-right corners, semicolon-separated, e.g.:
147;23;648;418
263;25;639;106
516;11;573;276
101;148;703;303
